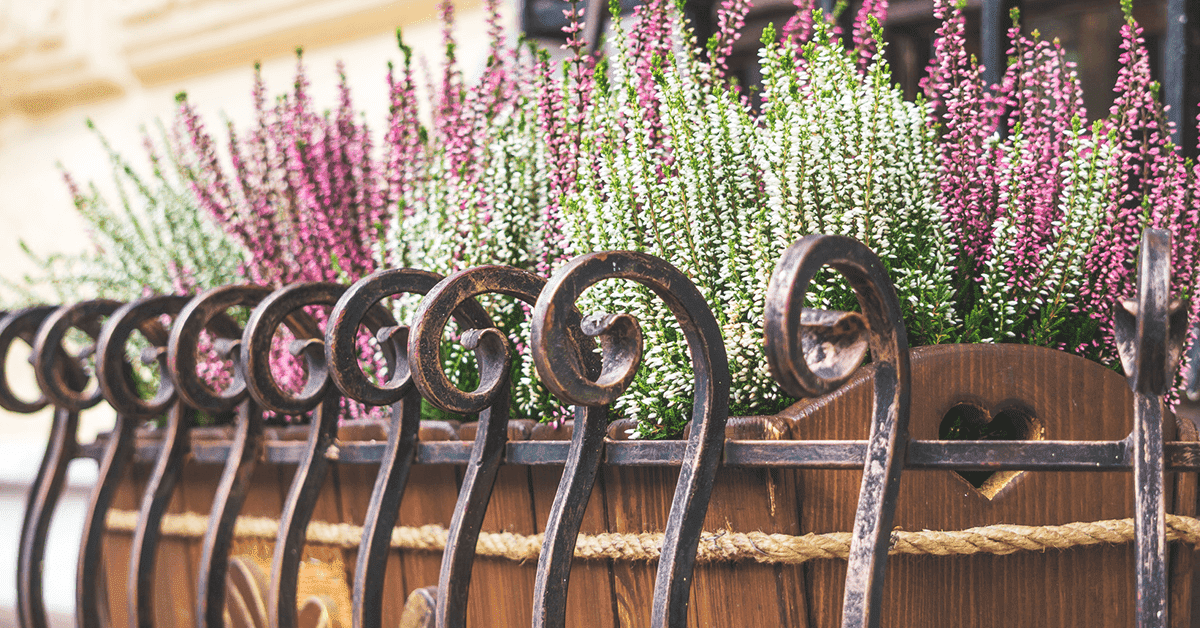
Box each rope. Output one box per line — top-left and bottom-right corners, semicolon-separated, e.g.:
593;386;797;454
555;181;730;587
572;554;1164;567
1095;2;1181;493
104;509;1200;566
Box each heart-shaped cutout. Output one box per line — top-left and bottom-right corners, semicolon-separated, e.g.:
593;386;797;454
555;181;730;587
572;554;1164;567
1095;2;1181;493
939;402;1043;499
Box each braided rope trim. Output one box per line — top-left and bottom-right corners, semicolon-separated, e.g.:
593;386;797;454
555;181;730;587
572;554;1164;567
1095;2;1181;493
104;509;1200;566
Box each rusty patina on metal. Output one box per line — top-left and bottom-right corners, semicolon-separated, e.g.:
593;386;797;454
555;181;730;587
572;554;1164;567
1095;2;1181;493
324;268;484;628
531;251;728;628
764;234;911;628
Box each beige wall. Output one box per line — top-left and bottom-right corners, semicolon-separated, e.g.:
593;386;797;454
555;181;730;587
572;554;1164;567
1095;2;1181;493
0;0;502;623
1;0;502;302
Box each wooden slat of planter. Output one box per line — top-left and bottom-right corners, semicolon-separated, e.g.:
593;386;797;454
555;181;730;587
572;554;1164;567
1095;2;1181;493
173;461;223;628
689;467;810;627
103;460;147;628
230;462;286;563
1168;408;1197;628
295;460;352;627
686;418;807;627
466;465;538;626
601;465;683;628
393;463;460;596
335;460;409;628
149;458;203;628
789;344;1138;628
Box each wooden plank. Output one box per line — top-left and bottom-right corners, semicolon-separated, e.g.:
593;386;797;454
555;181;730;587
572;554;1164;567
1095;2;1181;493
103;460;148;628
465;464;538;626
336;458;410;628
172;460;222;628
787;343;1137;627
686;418;807;627
225;461;288;620
303;459;351;628
687;466;808;627
149;456;202;628
1170;403;1199;628
601;465;680;628
393;463;461;601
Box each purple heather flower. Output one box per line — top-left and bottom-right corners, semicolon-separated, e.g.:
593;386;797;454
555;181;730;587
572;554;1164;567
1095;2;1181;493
851;0;888;72
1079;6;1199;363
923;0;1004;272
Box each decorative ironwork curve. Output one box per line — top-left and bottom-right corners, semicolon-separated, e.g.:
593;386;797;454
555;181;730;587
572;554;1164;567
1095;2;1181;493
531;251;728;628
0;306;56;415
178;286;274;628
0;307;57;628
763;234;911;628
127;285;267;628
239;282;350;628
325;268;485;628
82;295;187;628
24;300;117;628
406;265;547;628
1113;228;1190;628
0;306;58;628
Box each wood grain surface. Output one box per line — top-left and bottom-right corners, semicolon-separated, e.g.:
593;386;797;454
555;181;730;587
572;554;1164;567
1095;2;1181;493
787;343;1155;628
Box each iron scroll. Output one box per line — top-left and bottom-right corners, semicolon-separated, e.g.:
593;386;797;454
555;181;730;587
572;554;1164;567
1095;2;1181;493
238;282;348;628
145;285;269;628
324;268;485;628
1113;228;1190;628
531;251;729;628
83;295;188;628
406;265;546;628
764;234;911;628
11;302;112;628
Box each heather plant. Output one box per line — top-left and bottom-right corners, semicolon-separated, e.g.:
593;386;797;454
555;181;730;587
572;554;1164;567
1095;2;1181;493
565;0;954;438
6;122;245;305
924;0;1200;385
20;0;1200;437
175;55;386;287
1080;0;1200;364
171;0;571;422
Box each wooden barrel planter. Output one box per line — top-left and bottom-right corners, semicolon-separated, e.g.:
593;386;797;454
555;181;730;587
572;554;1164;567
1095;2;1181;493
75;342;1195;628
4;230;1197;628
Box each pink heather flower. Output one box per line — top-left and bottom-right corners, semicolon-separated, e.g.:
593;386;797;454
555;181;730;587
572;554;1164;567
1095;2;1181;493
782;0;816;46
166;261;198;295
628;0;674;148
709;0;751;76
174;51;390;295
60;168;86;210
922;0;1004;272
996;27;1086;295
851;0;888;72
1079;5;1197;362
175;94;239;234
535;0;597;278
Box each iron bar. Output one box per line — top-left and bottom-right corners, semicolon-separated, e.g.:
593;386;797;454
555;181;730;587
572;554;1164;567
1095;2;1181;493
324;267;477;628
22;302;115;628
406;265;547;628
82;295;186;628
164;285;269;628
80;434;1200;471
3;226;1194;628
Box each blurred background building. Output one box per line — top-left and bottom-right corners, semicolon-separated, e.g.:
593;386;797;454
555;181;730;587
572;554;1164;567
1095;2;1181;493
0;0;1196;626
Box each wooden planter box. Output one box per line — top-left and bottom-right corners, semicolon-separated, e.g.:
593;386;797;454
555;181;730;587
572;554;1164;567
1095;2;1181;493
93;343;1199;628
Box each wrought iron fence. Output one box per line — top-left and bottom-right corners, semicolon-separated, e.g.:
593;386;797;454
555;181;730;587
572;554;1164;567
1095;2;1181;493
2;228;1196;628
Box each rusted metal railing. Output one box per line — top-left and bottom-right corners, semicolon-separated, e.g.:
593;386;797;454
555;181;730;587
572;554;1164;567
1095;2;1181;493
2;228;1194;628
